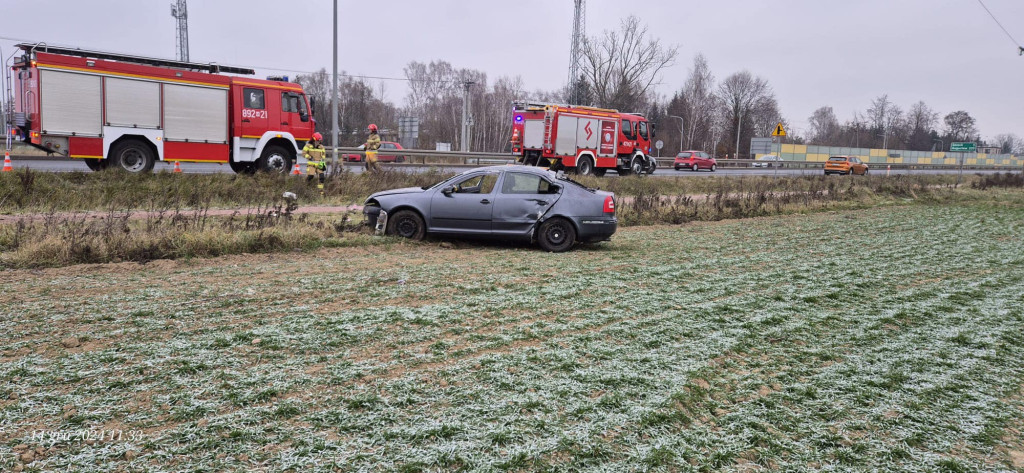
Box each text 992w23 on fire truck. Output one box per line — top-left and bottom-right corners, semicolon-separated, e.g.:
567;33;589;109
510;101;656;177
8;43;315;173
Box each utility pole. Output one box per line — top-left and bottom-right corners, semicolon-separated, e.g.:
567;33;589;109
733;109;743;159
331;0;339;173
669;115;684;152
567;0;586;105
169;0;189;62
460;81;474;152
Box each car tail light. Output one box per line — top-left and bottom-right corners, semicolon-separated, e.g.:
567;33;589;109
603;195;615;214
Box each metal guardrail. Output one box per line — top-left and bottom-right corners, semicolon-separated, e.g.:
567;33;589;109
338;148;1023;172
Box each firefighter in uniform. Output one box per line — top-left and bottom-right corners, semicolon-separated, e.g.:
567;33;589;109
303;132;328;195
364;124;382;172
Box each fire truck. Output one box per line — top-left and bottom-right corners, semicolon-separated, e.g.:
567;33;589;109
7;43;315;173
510;102;656;176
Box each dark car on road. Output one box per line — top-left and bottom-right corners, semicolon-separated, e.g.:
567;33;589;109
674;151;717;172
363;165;617;252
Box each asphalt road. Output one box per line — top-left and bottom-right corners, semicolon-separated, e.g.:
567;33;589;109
4;157;1015;177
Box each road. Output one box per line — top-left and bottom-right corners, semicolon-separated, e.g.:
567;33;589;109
4;156;1015;177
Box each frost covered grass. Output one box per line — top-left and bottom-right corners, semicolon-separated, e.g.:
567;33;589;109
1;198;1024;471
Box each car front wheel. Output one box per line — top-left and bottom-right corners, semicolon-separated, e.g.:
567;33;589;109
386;209;426;241
537;218;576;252
711;164;717;172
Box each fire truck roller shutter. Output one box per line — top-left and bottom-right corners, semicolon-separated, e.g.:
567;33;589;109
39;70;102;135
554;116;578;156
576;117;599;149
163;84;228;143
522;120;544;149
105;78;160;128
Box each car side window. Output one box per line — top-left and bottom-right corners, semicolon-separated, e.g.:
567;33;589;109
501;172;555;194
453;173;498;194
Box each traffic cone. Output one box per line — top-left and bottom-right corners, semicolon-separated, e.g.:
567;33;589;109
291;162;302;175
172;161;182;173
2;152;12;172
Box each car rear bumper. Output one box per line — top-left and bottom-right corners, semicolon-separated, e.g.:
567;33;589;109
571;216;618;243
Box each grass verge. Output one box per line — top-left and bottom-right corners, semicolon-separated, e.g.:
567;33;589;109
0;201;1022;471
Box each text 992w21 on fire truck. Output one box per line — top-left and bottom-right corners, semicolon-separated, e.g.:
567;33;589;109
9;43;315;173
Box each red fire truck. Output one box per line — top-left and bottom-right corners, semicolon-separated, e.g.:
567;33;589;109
510;101;656;176
9;43;315;173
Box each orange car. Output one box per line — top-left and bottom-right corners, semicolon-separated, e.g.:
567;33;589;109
824;156;869;175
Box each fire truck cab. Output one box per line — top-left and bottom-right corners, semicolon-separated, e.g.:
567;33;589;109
511;101;655;177
8;43;314;173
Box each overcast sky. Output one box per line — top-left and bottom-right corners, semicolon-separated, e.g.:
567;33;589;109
2;0;1022;140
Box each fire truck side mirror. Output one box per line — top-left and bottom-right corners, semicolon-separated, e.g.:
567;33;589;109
650;123;657;138
309;97;316;110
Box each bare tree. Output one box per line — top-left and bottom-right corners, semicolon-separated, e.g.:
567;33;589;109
905;101;939;151
992;133;1023;154
717;71;772;158
943;110;978;142
808;106;840;145
866;94;903;149
677;54;716;150
580;15;678;111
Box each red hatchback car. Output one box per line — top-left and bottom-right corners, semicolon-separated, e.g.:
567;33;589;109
344;141;407;162
674;151;717;172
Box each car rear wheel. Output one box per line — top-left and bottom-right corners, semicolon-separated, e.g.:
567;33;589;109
537;218;576;253
692;163;699;172
386;210;426;241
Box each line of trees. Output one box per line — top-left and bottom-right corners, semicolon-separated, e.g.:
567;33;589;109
291;16;1021;157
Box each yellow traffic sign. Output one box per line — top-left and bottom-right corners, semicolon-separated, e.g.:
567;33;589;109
772;122;787;137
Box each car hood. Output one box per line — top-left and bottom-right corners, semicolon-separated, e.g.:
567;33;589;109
368;187;427;199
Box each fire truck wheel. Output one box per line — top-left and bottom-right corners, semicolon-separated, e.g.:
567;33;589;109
257;145;292;174
576;156;595;176
593;168;607;177
110;140;156;173
537;218;576;253
630;157;645;176
229;160;256;174
84;159;107;172
386;210;426;241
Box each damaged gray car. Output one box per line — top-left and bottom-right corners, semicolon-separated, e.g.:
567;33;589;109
362;165;617;252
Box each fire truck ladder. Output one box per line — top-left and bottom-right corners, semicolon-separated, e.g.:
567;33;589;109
15;43;256;75
542;108;555;152
2;45;16;151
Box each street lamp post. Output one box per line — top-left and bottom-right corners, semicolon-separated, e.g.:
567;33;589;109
668;115;684;153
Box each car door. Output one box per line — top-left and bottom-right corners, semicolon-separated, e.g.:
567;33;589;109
429;171;499;234
240;87;270;139
279;91;310;140
379;142;396;162
492;172;561;236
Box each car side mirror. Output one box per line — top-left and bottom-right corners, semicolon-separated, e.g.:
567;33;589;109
442;185;456;196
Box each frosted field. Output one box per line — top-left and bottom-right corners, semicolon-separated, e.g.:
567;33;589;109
2;201;1023;472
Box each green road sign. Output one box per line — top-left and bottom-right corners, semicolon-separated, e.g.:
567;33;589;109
950;142;976;152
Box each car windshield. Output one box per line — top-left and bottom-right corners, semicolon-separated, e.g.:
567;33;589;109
422;169;474;190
